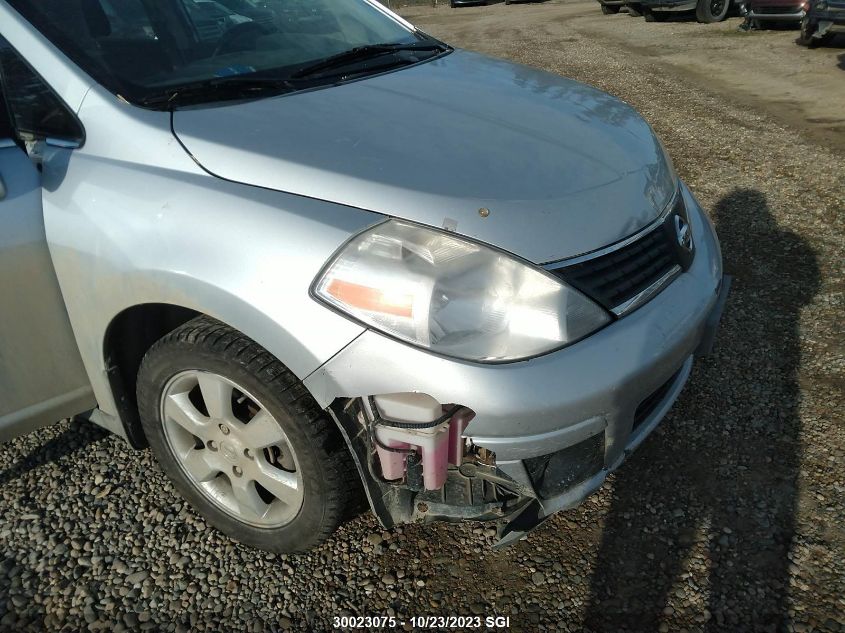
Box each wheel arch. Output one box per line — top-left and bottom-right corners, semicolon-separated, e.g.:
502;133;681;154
100;290;355;448
102;303;200;447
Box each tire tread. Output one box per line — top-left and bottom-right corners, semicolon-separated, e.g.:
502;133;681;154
137;315;362;552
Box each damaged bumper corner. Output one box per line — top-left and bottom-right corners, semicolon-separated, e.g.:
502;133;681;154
310;189;729;547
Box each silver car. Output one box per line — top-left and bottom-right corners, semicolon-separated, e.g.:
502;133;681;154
0;0;729;552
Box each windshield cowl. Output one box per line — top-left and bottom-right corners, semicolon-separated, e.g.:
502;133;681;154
289;42;451;80
136;42;452;110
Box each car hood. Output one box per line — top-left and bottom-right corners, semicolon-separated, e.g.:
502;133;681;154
173;49;676;264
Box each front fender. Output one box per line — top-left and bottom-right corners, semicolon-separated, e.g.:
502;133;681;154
42;103;380;421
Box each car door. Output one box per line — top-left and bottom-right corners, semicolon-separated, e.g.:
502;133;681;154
0;35;95;442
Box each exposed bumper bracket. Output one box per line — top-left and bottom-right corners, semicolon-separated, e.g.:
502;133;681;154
695;275;732;357
493;500;549;549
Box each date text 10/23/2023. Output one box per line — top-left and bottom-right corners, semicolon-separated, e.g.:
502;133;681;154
332;615;512;629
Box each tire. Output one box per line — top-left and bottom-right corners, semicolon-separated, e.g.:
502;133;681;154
601;4;622;13
696;0;730;22
137;315;360;553
627;3;644;16
798;18;816;45
799;18;833;47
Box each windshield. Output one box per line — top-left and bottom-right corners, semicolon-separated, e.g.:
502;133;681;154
6;0;443;107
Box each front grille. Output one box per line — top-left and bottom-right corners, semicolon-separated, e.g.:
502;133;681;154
549;194;693;313
632;370;680;432
753;5;803;12
524;433;605;499
752;7;802;12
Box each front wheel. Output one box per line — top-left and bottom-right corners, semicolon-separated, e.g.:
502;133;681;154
696;0;730;22
137;316;360;553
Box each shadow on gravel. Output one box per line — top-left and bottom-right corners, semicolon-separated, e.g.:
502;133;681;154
0;419;108;487
0;419;109;630
584;189;820;631
0;552;39;631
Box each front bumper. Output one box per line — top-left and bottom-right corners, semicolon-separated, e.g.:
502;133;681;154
306;182;725;532
816;19;845;32
640;0;698;11
809;6;845;32
496;272;730;545
747;6;806;19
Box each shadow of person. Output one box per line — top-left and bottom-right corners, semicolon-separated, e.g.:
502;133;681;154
583;189;820;631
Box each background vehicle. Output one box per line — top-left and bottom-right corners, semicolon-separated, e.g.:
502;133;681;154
745;0;809;26
624;1;647;15
798;0;845;41
596;0;627;15
184;0;251;41
640;0;737;21
215;0;276;27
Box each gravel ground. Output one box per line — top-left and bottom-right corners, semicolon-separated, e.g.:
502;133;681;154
2;2;844;632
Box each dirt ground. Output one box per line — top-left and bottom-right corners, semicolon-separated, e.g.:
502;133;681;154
403;0;845;153
0;2;843;632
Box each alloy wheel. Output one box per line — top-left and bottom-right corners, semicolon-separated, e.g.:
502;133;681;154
160;370;304;528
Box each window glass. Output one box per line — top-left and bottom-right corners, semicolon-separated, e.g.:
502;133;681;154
98;0;156;39
6;0;430;108
0;36;83;143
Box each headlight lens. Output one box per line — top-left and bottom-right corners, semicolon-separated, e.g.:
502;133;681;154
314;220;611;362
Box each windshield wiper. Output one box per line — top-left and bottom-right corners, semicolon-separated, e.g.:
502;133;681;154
137;75;299;109
136;41;450;108
291;42;450;80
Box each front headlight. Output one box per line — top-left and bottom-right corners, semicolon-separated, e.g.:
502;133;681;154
313;220;611;362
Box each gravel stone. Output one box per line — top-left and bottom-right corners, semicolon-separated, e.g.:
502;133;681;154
125;571;149;586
